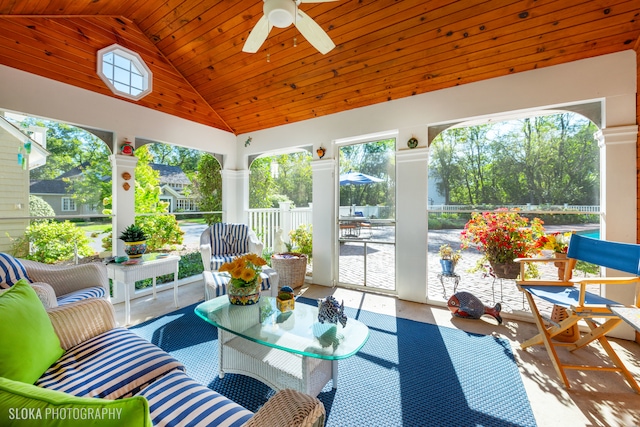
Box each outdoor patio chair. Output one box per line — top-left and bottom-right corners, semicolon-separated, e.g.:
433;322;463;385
199;223;264;272
354;211;372;238
515;234;640;392
0;253;109;308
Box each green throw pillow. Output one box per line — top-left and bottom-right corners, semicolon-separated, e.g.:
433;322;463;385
0;377;151;427
0;280;64;384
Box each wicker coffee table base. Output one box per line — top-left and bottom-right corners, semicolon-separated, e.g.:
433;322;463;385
219;330;335;397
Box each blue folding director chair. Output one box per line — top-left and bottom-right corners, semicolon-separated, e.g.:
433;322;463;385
516;234;640;393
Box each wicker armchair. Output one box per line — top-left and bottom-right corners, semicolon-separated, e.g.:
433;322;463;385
19;258;109;308
199;223;264;272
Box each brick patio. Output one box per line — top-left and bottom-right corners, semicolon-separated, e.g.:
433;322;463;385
338;224;601;317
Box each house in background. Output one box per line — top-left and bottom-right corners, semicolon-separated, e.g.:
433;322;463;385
30;162;197;216
29;164;102;217
150;163;198;212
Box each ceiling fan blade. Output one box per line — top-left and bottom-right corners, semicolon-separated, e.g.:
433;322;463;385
294;10;335;54
242;15;271;53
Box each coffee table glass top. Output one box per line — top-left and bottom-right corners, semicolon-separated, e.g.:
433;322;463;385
195;296;369;360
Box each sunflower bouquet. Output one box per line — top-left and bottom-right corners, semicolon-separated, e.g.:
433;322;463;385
219;254;267;288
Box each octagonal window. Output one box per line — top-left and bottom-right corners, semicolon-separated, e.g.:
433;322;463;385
97;44;152;100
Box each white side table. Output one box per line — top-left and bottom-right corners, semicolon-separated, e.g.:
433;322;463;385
106;254;180;325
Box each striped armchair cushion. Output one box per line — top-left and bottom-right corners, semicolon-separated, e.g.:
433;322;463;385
136;369;253;427
0;253;32;289
210;254;242;271
36;327;185;400
208;223;250;256
56;286;107;306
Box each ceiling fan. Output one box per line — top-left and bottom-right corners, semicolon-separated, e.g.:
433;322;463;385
242;0;337;55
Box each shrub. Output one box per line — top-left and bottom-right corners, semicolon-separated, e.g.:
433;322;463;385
29;195;55;220
289;224;312;258
12;221;94;263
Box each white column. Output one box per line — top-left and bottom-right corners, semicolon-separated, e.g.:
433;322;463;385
395;148;429;302
109;154;138;256
312;159;336;287
595;124;638;339
220;169;246;223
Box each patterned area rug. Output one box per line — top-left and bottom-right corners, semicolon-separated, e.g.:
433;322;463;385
131;298;537;427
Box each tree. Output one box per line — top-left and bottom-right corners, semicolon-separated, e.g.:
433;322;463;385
146;143;201;173
23;118;111;213
194;153;223;225
429;113;599;207
102;146;184;250
249;157;278;208
338;139;395;208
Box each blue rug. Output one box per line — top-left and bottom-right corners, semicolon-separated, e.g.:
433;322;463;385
130;298;537;427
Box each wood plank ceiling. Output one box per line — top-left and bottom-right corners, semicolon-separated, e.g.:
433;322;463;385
0;0;638;135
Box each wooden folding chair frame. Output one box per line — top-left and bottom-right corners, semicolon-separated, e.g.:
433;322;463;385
516;235;640;393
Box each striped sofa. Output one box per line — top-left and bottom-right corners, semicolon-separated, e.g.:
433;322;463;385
41;298;325;426
199;224;264;272
0;253;109;308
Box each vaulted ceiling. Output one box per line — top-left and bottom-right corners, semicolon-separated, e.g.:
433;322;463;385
0;0;639;135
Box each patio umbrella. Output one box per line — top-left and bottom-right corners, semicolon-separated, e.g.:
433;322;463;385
339;172;384;186
339;172;384;209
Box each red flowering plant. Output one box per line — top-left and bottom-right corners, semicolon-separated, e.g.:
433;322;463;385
460;209;545;276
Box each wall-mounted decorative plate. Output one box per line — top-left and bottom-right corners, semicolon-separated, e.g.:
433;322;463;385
407;137;418;149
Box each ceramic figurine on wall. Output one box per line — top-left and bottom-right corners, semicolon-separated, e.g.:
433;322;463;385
316;146;326;159
121;141;134;155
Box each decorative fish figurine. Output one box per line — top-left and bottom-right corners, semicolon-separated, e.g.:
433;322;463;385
318;296;348;327
447;291;502;325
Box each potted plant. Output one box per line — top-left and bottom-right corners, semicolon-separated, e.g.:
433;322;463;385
219;254;268;305
539;231;573;279
118;224;149;258
439;244;461;275
460;209;545;279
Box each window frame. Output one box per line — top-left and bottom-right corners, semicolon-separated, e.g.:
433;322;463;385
61;197;77;212
97;44;152;100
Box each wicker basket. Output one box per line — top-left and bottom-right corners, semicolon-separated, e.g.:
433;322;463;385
549;304;580;343
271;253;308;289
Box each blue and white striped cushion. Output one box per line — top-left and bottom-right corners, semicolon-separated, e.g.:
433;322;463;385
210;254;242;271
136;369;253;427
208;223;250;256
225;224;249;255
36;327;185;400
56;286;106;305
209;271;271;298
0;253;31;289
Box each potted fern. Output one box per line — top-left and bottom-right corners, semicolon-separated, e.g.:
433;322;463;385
118;224;149;258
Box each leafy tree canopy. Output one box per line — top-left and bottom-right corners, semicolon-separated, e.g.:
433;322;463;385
429;113;599;206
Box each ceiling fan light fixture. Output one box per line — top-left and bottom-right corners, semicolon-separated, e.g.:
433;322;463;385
264;0;296;28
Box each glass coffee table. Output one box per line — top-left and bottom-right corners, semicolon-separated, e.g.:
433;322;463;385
195;295;369;396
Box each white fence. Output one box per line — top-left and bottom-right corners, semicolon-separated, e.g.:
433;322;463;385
428;204;601;214
248;202;312;251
